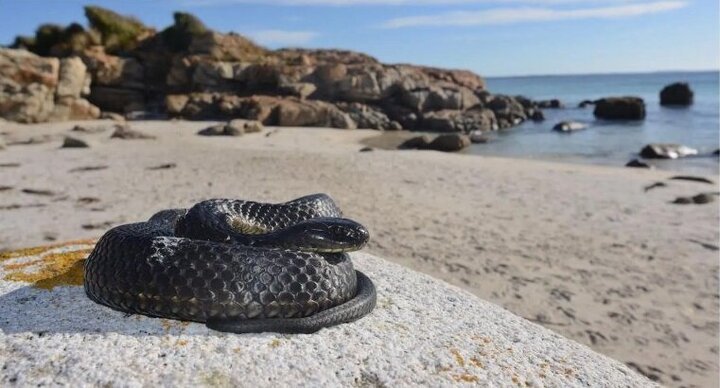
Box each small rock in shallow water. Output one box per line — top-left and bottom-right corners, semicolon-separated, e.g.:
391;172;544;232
640;144;697;159
537;99;563;109
553;121;587;133
398;135;432;150
359;147;374;152
469;131;490;144
530;110;545;122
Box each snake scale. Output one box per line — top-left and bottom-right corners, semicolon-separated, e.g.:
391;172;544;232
84;194;376;334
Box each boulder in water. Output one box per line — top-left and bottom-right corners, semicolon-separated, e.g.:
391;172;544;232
660;83;693;106
398;135;432;150
593;97;646;120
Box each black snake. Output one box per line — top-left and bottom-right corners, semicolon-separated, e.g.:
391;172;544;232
83;194;376;334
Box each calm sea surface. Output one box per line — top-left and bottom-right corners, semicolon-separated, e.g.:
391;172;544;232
478;71;719;174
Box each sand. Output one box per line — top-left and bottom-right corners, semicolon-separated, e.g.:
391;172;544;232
0;119;717;387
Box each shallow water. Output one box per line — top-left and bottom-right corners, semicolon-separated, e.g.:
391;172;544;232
478;71;719;174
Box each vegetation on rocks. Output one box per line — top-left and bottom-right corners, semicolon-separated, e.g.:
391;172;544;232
84;6;151;53
159;12;208;53
11;23;98;57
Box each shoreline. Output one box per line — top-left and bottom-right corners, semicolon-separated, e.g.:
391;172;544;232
1;120;718;387
361;129;720;175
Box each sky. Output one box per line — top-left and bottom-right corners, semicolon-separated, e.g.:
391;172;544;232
0;0;718;77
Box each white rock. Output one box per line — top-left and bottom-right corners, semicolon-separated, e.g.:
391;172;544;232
0;249;655;387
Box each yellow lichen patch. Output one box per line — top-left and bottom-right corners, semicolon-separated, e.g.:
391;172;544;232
450;348;465;367
269;339;282;348
176;339;189;346
3;248;93;289
34;258;86;289
201;370;234;388
452;374;479;383
0;239;96;261
469;357;484;369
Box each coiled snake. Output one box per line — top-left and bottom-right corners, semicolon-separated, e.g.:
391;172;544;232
84;194;376;334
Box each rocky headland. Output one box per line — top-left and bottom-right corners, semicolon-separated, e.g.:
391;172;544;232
1;6;551;135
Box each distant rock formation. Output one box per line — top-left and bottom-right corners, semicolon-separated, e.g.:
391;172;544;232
1;6;548;132
659;82;693;106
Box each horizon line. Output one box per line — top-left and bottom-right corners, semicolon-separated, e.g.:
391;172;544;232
483;68;720;79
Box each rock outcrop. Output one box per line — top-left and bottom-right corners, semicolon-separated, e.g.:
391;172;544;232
0;49;99;123
0;246;655;387
659;82;693;106
593;97;646;120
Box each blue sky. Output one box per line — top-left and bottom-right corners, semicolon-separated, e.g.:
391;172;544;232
0;0;718;77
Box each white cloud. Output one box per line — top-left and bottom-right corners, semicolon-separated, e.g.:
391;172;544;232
184;0;656;6
246;30;319;45
382;1;687;28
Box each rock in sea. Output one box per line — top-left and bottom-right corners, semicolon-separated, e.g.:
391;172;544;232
552;121;587;133
469;130;490;144
593;97;646;120
660;82;693;106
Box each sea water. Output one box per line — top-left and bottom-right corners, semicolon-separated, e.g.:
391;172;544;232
479;71;719;174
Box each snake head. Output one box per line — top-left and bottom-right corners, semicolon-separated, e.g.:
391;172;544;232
270;217;369;253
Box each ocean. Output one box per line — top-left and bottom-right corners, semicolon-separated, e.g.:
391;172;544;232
479;71;719;174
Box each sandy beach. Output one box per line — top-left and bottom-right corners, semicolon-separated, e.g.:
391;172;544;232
0;119;717;387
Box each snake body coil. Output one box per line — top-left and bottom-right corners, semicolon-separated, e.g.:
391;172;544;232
84;194;376;334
